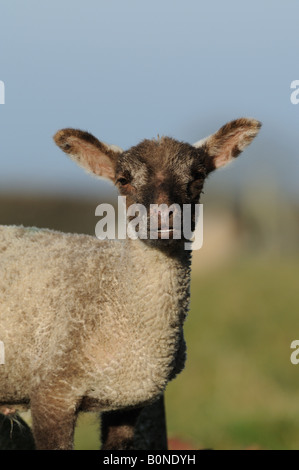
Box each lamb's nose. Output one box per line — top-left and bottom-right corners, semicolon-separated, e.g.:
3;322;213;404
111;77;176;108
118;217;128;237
149;204;181;230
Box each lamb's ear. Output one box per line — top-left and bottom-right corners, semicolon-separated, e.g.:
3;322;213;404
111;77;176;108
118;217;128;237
53;128;123;181
193;118;261;173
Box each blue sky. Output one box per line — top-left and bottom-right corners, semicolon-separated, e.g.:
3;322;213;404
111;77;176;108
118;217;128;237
0;0;298;198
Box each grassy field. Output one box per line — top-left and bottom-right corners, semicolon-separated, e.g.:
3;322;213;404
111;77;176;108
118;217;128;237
165;255;299;450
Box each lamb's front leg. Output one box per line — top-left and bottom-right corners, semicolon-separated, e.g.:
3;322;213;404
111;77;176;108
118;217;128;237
30;386;78;450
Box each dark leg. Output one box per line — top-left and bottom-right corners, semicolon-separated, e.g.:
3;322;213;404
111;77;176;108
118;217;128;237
101;406;141;450
0;412;35;450
133;395;168;450
101;394;168;450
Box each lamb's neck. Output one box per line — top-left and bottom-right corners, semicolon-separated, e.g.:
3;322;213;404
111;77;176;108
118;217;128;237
124;239;192;326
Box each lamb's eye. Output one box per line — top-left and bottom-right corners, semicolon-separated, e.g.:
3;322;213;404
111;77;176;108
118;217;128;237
193;171;206;182
117;177;129;186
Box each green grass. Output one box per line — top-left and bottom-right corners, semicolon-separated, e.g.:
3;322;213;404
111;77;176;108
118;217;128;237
74;413;101;450
165;255;299;450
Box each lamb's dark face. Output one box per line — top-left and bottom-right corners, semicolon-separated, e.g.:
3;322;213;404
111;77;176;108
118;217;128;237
54;118;261;247
116;138;206;205
115;138;207;241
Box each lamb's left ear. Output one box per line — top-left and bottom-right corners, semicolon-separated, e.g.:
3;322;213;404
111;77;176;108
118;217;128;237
193;118;261;173
53;128;123;181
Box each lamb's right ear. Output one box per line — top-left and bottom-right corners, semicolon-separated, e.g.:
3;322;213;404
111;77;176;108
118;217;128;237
193;118;261;173
53;129;122;181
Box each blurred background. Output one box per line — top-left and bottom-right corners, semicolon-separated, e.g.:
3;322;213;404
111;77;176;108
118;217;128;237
1;0;299;450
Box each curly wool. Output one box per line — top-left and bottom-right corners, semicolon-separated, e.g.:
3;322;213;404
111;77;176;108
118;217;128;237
0;225;190;413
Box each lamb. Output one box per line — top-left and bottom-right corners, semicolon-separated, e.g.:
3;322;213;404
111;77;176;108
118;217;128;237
0;118;261;450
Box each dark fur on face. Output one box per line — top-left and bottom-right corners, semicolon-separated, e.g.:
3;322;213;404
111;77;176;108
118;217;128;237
114;137;206;247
